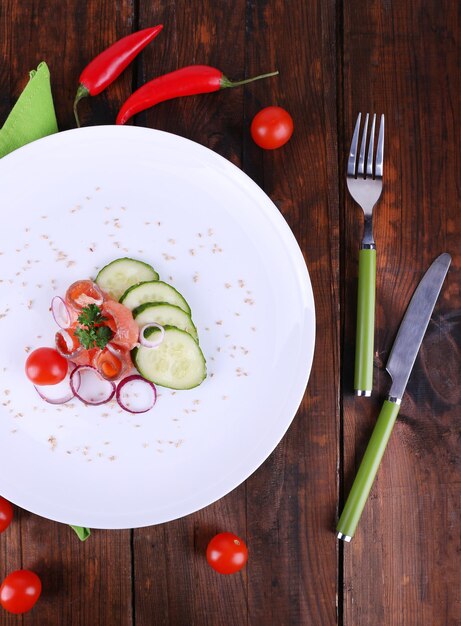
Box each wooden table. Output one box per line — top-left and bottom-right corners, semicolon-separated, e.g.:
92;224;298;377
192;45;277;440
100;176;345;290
0;1;459;624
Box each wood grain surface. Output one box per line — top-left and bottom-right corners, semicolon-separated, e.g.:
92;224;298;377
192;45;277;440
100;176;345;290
342;2;461;626
0;0;459;624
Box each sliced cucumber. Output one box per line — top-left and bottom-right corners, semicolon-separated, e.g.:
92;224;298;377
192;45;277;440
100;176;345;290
132;325;206;389
133;303;198;341
95;258;159;301
120;280;191;315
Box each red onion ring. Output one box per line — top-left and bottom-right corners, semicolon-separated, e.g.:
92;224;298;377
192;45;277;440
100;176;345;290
34;364;81;405
116;375;157;413
139;323;165;349
55;329;84;360
70;365;116;406
51;296;71;328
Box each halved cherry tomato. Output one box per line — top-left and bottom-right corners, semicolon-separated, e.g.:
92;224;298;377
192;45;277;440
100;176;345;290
94;345;130;380
55;326;82;358
0;497;13;533
206;532;248;574
0;570;42;614
250;106;294;149
65;280;104;311
25;348;68;385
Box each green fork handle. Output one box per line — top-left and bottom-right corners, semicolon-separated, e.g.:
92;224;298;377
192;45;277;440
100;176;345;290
354;248;376;396
337;399;400;541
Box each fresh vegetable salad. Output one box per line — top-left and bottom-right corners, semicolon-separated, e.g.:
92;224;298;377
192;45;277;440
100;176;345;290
25;257;206;414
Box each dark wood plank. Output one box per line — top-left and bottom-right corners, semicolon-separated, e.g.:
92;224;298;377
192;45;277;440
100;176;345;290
243;1;340;624
342;1;461;624
133;2;249;625
0;2;134;625
0;0;136;129
134;1;340;625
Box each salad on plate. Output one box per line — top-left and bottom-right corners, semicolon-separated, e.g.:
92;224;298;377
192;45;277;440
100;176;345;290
25;257;207;414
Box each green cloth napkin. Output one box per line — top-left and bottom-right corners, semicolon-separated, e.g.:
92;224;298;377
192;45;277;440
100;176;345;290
0;62;58;157
0;62;90;542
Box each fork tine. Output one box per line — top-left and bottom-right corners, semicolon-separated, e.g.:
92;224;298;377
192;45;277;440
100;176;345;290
375;114;385;178
348;113;362;176
358;113;369;176
366;114;376;177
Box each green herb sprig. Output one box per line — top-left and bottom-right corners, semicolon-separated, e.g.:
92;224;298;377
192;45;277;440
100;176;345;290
75;304;113;350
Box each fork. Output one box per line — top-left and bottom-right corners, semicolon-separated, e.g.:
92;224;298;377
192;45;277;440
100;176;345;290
347;113;385;396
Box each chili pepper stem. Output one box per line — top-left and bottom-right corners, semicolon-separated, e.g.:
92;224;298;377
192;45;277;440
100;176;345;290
73;84;90;128
220;70;279;89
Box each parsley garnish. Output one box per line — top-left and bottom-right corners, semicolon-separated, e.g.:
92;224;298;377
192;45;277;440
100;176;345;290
75;304;113;350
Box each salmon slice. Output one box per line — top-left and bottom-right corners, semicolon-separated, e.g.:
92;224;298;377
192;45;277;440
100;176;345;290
102;300;139;350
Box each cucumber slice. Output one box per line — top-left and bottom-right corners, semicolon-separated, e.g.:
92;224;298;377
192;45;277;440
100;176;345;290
120;281;191;315
95;258;159;301
133;303;198;341
132;326;206;389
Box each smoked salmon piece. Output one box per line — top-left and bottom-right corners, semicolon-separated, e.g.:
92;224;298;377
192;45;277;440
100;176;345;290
102;300;139;350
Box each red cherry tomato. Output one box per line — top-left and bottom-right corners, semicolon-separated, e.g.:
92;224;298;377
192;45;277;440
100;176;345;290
0;570;42;614
0;497;13;533
250;106;294;149
206;532;248;574
25;347;68;385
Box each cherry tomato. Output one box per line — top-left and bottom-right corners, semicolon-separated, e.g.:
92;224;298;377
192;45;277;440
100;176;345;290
206;532;248;575
0;497;13;533
250;106;294;149
93;346;122;380
25;347;68;385
65;279;103;311
0;570;42;614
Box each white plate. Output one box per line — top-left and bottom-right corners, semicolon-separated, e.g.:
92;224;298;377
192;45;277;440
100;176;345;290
0;126;315;529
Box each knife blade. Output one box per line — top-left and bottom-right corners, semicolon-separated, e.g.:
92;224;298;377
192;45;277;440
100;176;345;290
337;252;451;542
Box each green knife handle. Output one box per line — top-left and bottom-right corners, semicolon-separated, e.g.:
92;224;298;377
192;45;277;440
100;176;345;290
354;248;376;396
337;399;400;541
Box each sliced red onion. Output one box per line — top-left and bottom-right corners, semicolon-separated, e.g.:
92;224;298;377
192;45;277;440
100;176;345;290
70;365;116;406
55;329;84;359
34;364;80;405
139;323;165;349
51;296;71;328
116;375;157;413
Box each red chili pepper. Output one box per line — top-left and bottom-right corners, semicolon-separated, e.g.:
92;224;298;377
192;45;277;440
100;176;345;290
116;65;279;125
74;25;163;127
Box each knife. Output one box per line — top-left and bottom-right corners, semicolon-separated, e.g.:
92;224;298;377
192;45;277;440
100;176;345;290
337;252;451;542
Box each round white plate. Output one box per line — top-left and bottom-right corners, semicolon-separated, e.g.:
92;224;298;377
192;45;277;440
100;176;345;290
0;126;315;528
